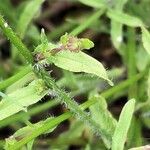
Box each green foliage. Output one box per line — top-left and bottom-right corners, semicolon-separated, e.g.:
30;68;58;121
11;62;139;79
35;33;113;85
0;79;48;121
110;0;128;50
17;0;44;38
0;66;32;91
0;0;150;149
46;50;113;85
60;33;94;50
136;45;150;71
142;27;150;55
112;99;135;150
0;15;33;63
0;0;15;24
107;10;144;27
127;117;143;148
5;117;57;149
89;95;117;148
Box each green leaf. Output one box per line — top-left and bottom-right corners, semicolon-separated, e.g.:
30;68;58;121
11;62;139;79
127;117;143;148
136;45;150;71
115;0;128;10
46;51;113;85
17;0;44;38
89;95;117;148
112;99;135;150
80;38;94;50
110;0;128;50
111;21;123;50
34;42;57;54
0;79;48;121
0;0;16;24
141;27;150;55
78;0;105;8
5;117;56;149
107;10;144;27
60;32;68;45
85;144;91;150
41;28;48;44
59;33;94;51
6;72;36;93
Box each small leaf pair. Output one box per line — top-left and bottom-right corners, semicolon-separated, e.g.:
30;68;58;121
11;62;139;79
59;33;94;52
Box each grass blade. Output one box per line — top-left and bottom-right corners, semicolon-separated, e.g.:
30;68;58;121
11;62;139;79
107;10;143;27
17;0;44;38
141;27;150;55
112;99;135;150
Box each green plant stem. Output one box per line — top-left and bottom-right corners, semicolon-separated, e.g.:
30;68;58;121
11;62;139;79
8;112;72;150
126;27;137;99
7;68;148;150
0;66;32;91
70;9;105;36
0;14;33;64
0;99;59;128
35;68;111;146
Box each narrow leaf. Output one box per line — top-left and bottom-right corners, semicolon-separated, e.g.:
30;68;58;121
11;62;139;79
89;95;117;148
107;10;143;27
112;99;135;150
141;27;150;55
110;0;128;50
0;80;48;121
46;51;113;85
17;0;44;38
0;0;16;24
6;72;36;93
127;117;143;148
111;21;123;50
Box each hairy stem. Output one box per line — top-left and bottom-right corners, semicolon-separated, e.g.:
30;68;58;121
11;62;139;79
35;68;111;146
0;14;33;64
